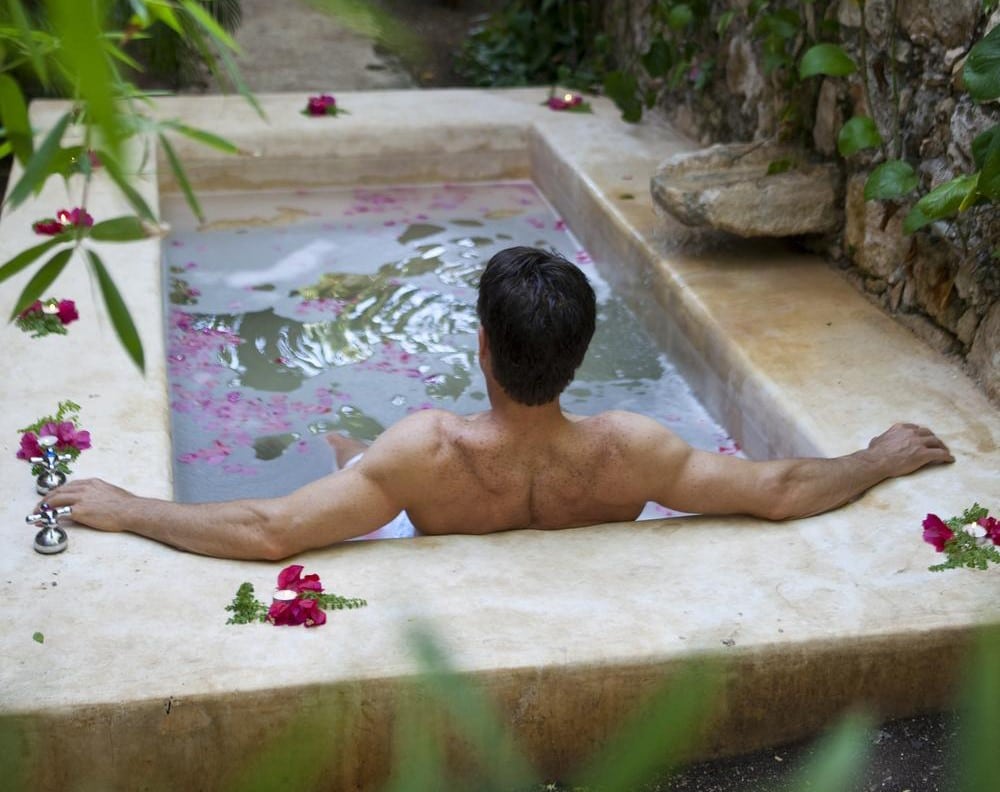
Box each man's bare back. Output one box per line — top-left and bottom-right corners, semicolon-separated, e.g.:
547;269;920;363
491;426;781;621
41;247;954;560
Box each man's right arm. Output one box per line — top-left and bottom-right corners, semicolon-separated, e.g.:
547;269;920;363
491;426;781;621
632;420;954;520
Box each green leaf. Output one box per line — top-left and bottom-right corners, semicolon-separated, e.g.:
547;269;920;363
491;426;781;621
7;0;49;86
667;4;694;29
98;149;158;223
5;111;72;209
10;248;73;319
49;0;123;161
778;711;873;792
979;136;1000;200
31;632;43;644
87;251;145;372
903;173;981;233
0;73;33;164
89;216;150;242
0;141;11;160
574;661;721;790
971;126;1000;170
838;115;883;157
146;0;184;34
0;238;63;287
216;46;265;119
102;37;144;73
180;0;242;54
800;43;858;78
158;132;204;223
964;23;1000;102
717;9;736;36
603;70;643;123
160;120;242;154
641;37;673;78
864;160;918;201
756;9;801;39
959;626;1000;792
913;173;980;220
767;158;795;175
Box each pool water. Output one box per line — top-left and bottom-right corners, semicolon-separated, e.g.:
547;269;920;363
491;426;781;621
162;181;741;523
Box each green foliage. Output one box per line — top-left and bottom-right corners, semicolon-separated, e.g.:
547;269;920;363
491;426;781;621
863;159;917;201
456;1;607;91
777;711;874;792
0;0;251;372
959;624;1000;792
927;503;1000;572
31;631;42;643
799;43;857;79
224;582;268;624
299;590;367;610
963;22;1000;103
838;115;882;157
603;69;642;123
903;173;981;234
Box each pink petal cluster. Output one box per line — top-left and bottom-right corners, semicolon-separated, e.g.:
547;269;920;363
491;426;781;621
306;94;337;116
267;565;327;627
547;92;584;111
18;298;78;326
32;208;94;236
15;421;91;462
922;514;954;552
977;515;1000;545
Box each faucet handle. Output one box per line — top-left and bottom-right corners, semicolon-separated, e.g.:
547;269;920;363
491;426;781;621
26;504;71;554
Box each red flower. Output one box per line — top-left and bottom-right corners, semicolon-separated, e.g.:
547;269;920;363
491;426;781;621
267;596;327;627
277;563;323;593
922;514;954;552
547;92;583;111
978;515;1000;546
16;432;42;461
32;208;93;236
306;94;336;116
56;299;78;325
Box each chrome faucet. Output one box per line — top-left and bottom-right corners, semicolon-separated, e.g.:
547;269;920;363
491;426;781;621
30;435;72;495
26;503;71;554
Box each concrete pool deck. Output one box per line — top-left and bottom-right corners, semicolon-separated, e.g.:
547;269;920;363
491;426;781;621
0;89;997;789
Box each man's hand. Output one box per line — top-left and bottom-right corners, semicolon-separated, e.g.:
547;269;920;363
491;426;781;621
42;478;136;533
867;423;954;478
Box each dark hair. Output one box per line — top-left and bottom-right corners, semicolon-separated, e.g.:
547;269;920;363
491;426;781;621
477;246;596;406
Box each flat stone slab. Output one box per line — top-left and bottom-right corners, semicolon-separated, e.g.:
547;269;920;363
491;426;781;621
651;142;841;236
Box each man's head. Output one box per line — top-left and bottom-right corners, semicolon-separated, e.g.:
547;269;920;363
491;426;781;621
476;246;596;406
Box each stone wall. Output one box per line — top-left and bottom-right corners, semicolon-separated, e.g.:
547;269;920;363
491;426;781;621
601;0;1000;402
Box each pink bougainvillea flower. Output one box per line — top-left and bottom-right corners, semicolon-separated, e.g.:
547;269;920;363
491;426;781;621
56;299;78;325
15;432;42;461
922;513;954;552
32;207;93;236
306;94;337;116
40;420;91;451
547;92;584;111
977;515;1000;545
276;564;324;593
267;595;327;627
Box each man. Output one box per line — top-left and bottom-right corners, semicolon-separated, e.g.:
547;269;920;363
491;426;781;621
45;247;953;560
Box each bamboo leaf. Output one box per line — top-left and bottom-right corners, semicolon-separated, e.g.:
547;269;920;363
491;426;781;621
217;45;265;118
10;247;73;319
7;0;49;86
959;626;1000;792
180;0;242;53
5;111;72;208
0;73;33;164
158;132;204;223
963;23;1000;103
0;140;12;160
87;251;145;372
98;149;158;223
778;711;873;792
102;38;144;72
160;120;242;154
800;43;857;79
0;238;63;287
574;660;722;790
89;216;150;242
863;159;918;201
838;115;883;157
146;0;184;34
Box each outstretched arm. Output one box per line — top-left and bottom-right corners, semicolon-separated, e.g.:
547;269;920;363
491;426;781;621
42;465;403;560
645;422;954;520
